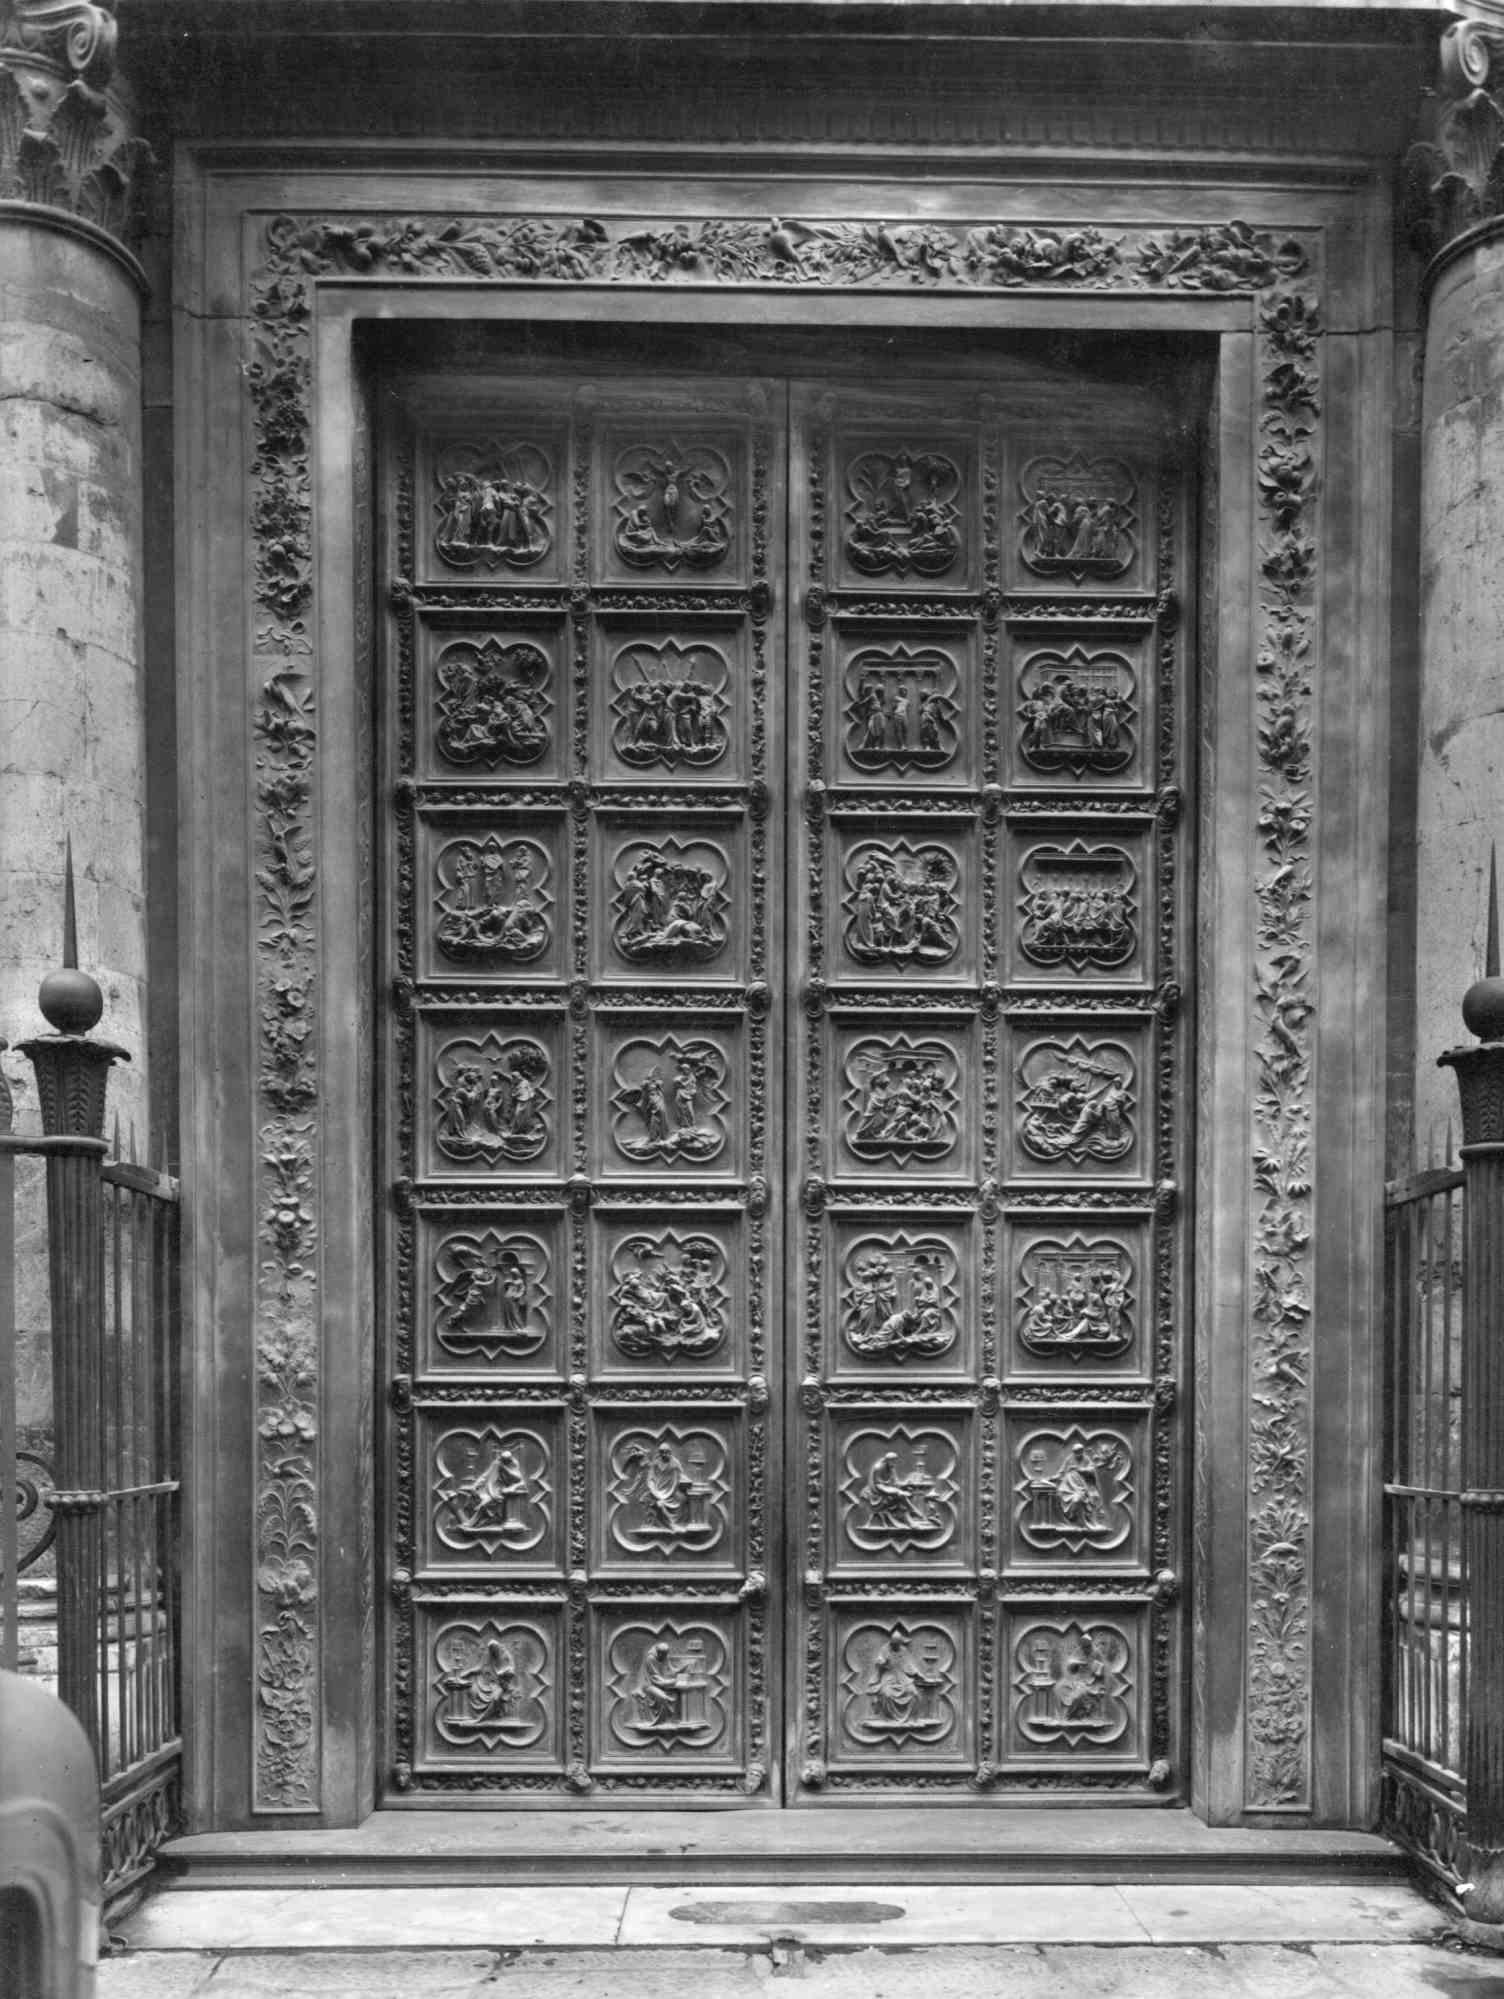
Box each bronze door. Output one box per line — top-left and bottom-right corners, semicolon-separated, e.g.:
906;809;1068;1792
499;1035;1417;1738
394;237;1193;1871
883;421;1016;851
382;362;1190;1804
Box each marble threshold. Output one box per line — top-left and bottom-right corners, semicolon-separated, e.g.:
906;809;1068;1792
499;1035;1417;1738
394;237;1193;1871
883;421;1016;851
157;1805;1411;1890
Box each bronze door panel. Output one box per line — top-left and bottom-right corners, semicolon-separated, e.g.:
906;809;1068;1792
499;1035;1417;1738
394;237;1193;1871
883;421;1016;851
382;361;1190;1804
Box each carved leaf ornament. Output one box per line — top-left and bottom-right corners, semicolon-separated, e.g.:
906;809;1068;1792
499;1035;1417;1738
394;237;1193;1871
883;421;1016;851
249;208;1319;1811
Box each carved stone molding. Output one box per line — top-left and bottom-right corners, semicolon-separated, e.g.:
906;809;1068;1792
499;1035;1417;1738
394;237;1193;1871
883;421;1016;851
1405;21;1504;273
0;1;149;264
246;203;1322;1817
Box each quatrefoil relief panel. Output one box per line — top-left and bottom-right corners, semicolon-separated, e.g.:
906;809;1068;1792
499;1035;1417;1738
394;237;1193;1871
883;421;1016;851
1015;839;1140;980
1016;452;1138;584
840;839;963;975
1005;1615;1142;1760
427;1420;557;1564
837;1229;962;1368
834;1614;970;1764
841;643;962;776
430;1031;554;1170
841;1034;961;1168
433;440;556;572
608;1033;730;1171
1012;1231;1139;1372
427;1616;556;1759
431;636;554;771
834;1420;965;1565
604;1227;732;1370
1008;1422;1137;1565
430;1225;553;1365
600;1616;735;1763
1012;644;1142;787
431;833;554;970
609;637;733;773
599;1418;735;1568
842;448;964;579
609;834;733;971
1013;1033;1139;1177
611;439;734;573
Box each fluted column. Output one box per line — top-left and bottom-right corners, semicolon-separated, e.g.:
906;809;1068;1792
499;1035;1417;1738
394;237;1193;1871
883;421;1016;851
1408;21;1504;1147
0;2;150;1439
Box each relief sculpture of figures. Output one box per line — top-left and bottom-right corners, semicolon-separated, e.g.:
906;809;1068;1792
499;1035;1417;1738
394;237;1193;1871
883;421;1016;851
433;442;553;570
1012;1621;1132;1750
1018;843;1136;974
844;449;962;577
1018;453;1136;581
434;835;550;964
841;1427;958;1556
841;1621;957;1749
1018;648;1136;778
607;1624;727;1753
843;842;961;970
1016;1237;1134;1361
844;645;959;773
611;1035;728;1165
433;1034;550;1166
1015;1428;1132;1557
432;1427;551;1559
608;1427;727;1558
433;1228;551;1361
1017;1038;1135;1167
612;839;730;965
432;1620;549;1752
613;440;732;571
610;1232;728;1364
611;639;730;769
840;1234;958;1363
843;1036;959;1165
433;637;551;767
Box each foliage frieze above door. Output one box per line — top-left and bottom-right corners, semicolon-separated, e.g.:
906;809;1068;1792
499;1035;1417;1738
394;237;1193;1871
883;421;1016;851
244;205;1323;1818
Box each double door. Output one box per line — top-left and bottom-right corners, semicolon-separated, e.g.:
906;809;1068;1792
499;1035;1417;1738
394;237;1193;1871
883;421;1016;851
381;355;1191;1803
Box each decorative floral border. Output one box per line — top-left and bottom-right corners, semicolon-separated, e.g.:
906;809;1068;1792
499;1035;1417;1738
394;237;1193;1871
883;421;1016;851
245;206;1320;1815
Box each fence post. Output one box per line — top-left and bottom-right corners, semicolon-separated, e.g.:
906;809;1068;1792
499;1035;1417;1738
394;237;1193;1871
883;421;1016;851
1440;847;1504;1923
17;847;127;1758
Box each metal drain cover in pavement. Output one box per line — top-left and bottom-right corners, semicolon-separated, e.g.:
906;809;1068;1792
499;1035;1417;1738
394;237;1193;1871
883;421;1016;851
668;1900;906;1926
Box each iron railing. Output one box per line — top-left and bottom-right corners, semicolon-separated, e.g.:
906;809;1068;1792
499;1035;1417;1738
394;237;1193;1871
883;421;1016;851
1382;1142;1468;1896
1;859;182;1911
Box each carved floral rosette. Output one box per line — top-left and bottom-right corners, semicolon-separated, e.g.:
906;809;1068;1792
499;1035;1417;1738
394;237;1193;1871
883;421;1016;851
249;207;1321;1816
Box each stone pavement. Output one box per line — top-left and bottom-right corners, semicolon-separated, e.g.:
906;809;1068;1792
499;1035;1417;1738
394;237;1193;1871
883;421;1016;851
97;1880;1504;1997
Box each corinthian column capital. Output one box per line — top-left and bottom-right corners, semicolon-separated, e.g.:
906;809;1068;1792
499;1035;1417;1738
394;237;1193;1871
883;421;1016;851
1403;20;1504;270
0;1;149;268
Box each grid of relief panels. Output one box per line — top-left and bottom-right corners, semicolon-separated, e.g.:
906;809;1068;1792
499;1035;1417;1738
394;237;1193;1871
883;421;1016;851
790;384;1187;1799
387;380;782;1799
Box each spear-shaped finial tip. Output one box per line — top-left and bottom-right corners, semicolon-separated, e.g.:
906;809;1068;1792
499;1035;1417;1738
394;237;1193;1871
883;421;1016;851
1463;840;1504;1041
37;836;104;1037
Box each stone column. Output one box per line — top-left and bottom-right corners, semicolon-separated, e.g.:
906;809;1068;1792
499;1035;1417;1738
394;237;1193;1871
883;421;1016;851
1410;22;1504;1145
0;2;150;1445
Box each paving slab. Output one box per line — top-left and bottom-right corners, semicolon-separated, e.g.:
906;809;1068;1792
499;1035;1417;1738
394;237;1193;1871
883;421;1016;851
96;1943;1504;1999
1117;1881;1442;1944
617;1879;1152;1944
116;1884;629;1951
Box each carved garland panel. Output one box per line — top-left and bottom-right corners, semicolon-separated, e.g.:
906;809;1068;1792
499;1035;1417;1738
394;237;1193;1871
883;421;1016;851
246;208;1321;1815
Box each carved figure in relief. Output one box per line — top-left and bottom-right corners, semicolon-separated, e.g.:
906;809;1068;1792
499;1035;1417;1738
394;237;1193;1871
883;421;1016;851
842;1034;960;1169
609;1428;726;1557
844;450;962;577
611;1036;728;1164
434;443;553;570
613;841;729;965
844;646;959;773
1017;647;1136;780
841;1236;957;1363
841;1621;956;1749
1016;1238;1134;1361
435;835;550;964
434;637;551;767
434;1229;550;1361
1017;1039;1134;1166
843;843;960;970
613;441;732;571
610;1233;728;1364
1012;1621;1131;1749
433;1427;551;1557
612;639;730;769
1019;843;1136;974
841;1428;958;1556
1018;454;1136;581
433;1035;550;1165
607;1623;727;1753
433;1620;548;1751
1016;1428;1132;1556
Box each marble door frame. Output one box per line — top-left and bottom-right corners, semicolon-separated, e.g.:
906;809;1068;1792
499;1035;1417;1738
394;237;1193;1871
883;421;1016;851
172;154;1393;1831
